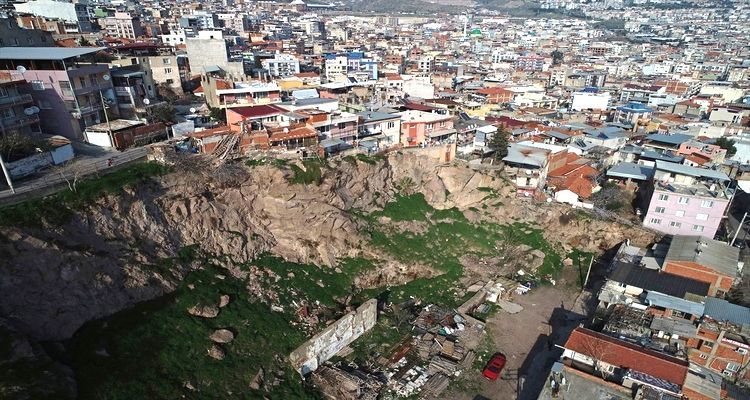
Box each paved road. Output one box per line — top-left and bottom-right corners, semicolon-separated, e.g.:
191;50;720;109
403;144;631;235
0;146;149;201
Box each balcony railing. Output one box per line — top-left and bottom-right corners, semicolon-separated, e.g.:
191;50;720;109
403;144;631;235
0;94;33;108
0;114;40;130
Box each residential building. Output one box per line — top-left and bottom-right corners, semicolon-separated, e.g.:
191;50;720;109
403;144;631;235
642;161;731;239
356;111;401;149
570;91;610;111
0;47;118;140
398;110;454;148
13;0;92;32
100;12;144;40
562;327;689;394
661;235;740;298
0;17;54;47
200;75;281;109
262;53;301;78
0;74;42;137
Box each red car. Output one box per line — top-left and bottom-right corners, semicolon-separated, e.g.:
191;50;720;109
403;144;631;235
482;352;507;381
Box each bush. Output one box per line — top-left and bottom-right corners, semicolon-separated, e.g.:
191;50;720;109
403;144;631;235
289;160;323;185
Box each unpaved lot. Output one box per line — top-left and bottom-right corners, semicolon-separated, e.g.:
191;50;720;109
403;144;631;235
439;284;588;400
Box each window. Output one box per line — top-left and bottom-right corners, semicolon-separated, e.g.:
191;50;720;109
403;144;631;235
699;353;708;360
426;123;433;130
59;81;73;96
337;123;346;130
704;341;714;348
387;121;395;129
163;58;171;64
676;210;685;217
737;348;748;355
726;363;740;372
164;68;173;74
0;108;15;119
0;87;7;98
78;76;87;88
701;200;714;208
693;225;704;232
696;213;708;221
655;207;666;213
650;218;662;225
166;79;174;85
31;80;45;91
38;99;52;109
670;221;682;228
658;194;669;201
678;197;689;205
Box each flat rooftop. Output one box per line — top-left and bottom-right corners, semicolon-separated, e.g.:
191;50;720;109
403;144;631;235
538;364;631;400
653;181;730;200
0;47;105;61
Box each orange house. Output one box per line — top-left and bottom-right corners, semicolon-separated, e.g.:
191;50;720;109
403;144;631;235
662;235;740;297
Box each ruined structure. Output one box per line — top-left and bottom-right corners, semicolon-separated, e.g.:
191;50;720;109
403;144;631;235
289;299;377;375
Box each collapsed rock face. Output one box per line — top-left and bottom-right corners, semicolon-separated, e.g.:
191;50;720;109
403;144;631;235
0;152;656;342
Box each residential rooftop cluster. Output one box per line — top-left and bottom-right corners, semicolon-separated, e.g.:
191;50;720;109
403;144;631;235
2;0;750;399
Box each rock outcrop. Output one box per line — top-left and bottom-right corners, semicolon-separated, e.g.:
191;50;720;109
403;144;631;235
0;152;656;342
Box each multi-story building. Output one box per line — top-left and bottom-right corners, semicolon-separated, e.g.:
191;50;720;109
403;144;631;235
570;91;610;111
324;52;377;83
100;12;144;40
109;44;186;96
0;74;42;137
200;74;281;109
262;53;300;78
13;0;92;32
398;110;454;147
357;111;401;148
0;47;118;140
0;17;54;47
642;161;731;239
660;235;740;298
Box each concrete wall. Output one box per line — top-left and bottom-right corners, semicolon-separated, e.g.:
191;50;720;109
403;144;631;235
7;143;74;178
289;299;377;375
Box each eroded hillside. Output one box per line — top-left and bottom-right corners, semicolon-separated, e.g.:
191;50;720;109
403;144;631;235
0;152;657;398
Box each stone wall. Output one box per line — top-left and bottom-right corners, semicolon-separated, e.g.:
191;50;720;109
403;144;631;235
289;299;377;375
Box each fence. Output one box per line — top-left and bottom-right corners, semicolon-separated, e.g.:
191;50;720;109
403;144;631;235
0;147;149;206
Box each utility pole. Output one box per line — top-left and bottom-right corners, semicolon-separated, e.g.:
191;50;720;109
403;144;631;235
731;211;748;247
99;90;114;147
0;154;15;194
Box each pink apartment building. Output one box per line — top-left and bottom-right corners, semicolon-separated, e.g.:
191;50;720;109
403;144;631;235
398;110;455;147
642;161;731;238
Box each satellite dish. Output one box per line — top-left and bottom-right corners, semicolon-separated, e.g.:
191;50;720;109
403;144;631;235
102;74;110;81
143;98;151;105
94;118;101;124
23;107;35;116
16;66;26;73
189;107;197;113
30;106;40;113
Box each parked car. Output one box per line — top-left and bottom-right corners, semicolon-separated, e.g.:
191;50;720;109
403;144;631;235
482;352;507;381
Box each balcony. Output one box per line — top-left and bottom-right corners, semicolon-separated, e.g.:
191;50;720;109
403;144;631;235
0;94;33;108
74;82;113;96
0;114;40;130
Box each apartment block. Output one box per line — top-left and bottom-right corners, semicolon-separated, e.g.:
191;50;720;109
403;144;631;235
0;47;118;140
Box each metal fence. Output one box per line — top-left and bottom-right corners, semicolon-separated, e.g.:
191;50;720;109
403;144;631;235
0;147;149;205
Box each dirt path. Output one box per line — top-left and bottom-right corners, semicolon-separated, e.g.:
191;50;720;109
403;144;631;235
440;285;587;400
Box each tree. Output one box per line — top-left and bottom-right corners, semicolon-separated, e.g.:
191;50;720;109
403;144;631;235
157;83;180;104
487;126;509;161
0;133;51;162
209;107;227;123
715;137;737;157
149;104;177;124
551;50;564;66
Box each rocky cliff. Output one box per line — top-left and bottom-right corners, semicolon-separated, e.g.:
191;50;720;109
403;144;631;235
0;152;657;342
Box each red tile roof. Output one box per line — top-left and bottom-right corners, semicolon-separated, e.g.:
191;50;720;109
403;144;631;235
564;328;688;386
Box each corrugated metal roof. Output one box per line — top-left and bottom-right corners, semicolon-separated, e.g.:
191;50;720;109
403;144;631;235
646;133;692;146
646;291;705;316
665;235;740;278
650;316;698;338
607;162;654;181
0;47;104;60
704;297;750;325
655;160;730;181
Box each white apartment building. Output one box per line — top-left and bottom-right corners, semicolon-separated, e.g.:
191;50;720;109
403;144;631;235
570;91;610;111
262;54;301;78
